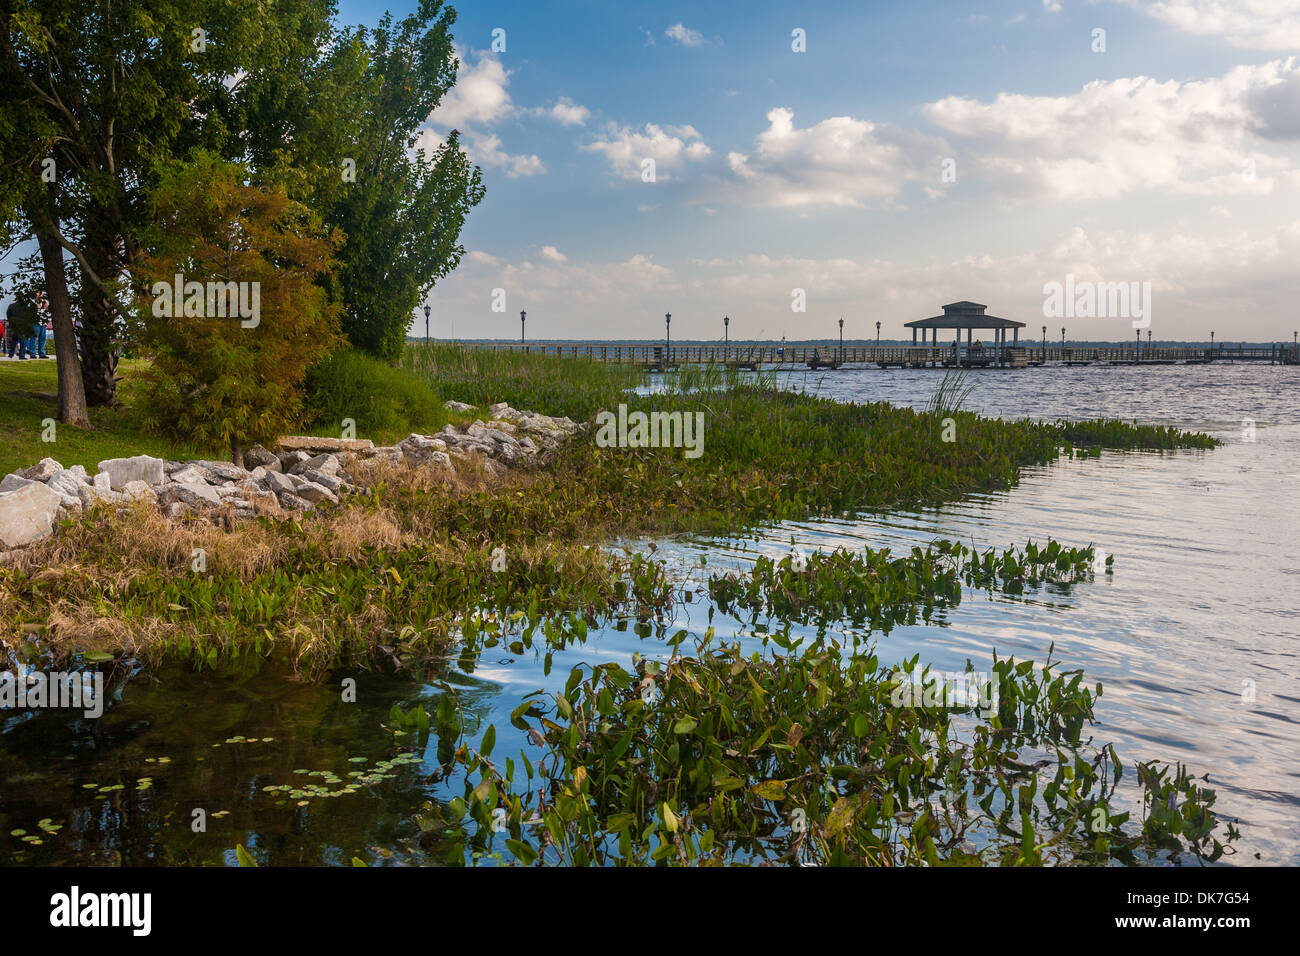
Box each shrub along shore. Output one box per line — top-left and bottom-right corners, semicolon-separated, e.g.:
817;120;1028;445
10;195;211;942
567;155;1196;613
0;345;1236;865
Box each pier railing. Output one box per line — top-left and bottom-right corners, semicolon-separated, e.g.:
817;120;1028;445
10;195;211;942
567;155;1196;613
447;341;1300;367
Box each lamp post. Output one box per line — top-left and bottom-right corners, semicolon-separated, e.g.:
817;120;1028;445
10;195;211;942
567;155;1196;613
1042;324;1047;363
520;309;526;344
1147;329;1152;358
723;314;729;351
838;317;844;364
1135;327;1140;362
665;312;671;366
423;304;431;343
1210;329;1214;360
875;320;881;349
1061;327;1066;362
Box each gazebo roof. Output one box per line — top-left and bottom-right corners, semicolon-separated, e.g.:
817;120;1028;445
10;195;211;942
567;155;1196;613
905;300;1025;330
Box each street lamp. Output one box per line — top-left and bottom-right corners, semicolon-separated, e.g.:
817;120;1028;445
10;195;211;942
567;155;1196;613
1042;324;1047;362
1135;327;1140;361
1061;327;1066;361
839;317;844;364
1147;329;1152;357
723;314;729;350
875;320;881;347
665;312;671;365
423;304;431;343
520;309;526;344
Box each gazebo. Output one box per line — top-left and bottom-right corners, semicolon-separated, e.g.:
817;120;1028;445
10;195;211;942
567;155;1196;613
904;301;1026;368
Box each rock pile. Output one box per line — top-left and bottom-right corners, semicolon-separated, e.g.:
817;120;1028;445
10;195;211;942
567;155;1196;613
0;401;583;550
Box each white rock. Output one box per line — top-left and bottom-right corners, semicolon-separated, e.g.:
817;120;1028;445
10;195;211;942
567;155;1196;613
17;457;63;481
97;455;166;490
121;480;158;504
294;481;337;504
168;481;223;509
300;469;343;493
0;481;63;548
170;465;211;485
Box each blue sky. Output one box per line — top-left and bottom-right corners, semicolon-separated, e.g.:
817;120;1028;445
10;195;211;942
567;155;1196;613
370;0;1300;342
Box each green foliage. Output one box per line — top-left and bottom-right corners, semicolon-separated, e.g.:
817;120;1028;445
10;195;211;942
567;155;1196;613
132;152;342;460
433;605;1234;866
303;347;448;442
252;5;485;359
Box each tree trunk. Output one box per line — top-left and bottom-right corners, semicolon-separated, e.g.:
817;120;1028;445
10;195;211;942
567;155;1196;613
31;199;91;429
77;213;125;407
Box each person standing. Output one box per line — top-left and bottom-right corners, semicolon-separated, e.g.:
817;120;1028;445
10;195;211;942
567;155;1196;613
33;291;50;358
5;297;36;359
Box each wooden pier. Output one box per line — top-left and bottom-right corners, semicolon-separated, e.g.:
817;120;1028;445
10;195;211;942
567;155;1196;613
452;341;1300;370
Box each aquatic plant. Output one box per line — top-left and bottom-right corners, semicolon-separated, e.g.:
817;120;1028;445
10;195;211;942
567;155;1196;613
432;629;1236;866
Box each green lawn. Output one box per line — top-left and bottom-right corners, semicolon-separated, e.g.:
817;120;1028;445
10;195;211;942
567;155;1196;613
0;358;218;476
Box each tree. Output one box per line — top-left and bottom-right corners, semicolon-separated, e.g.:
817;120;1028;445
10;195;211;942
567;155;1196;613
0;15;89;426
241;2;485;359
133;153;341;465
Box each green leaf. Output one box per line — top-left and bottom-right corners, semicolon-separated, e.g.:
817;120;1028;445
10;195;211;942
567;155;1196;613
235;844;258;867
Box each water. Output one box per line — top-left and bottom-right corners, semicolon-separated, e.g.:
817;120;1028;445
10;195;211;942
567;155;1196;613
3;363;1296;865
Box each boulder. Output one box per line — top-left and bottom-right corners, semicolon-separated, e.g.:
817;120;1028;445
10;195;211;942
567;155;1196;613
289;453;339;477
0;473;37;494
17;457;63;481
170;464;212;485
166;481;223;510
259;470;298;497
276;491;314;511
294;481;337;505
192;460;251;483
299;469;343;493
243;444;279;469
97;455;166;490
444;400;476;413
275;436;374;454
0;481;63;548
121;480;158;505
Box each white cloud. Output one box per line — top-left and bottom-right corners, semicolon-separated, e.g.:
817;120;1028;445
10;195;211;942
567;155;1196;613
718;107;949;207
583;122;712;180
665;23;705;47
1043;0;1063;13
428;50;513;128
539;245;567;263
923;59;1299;201
429;221;1300;340
550;97;591;126
465;131;546;177
1116;0;1300;50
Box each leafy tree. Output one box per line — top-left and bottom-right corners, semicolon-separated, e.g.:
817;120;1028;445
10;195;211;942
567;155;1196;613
133;153;342;465
242;2;485;359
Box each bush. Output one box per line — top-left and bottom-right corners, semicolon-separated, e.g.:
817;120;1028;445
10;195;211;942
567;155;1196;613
304;347;448;442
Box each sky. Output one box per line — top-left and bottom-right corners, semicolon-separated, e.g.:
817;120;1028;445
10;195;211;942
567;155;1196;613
11;1;1300;344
